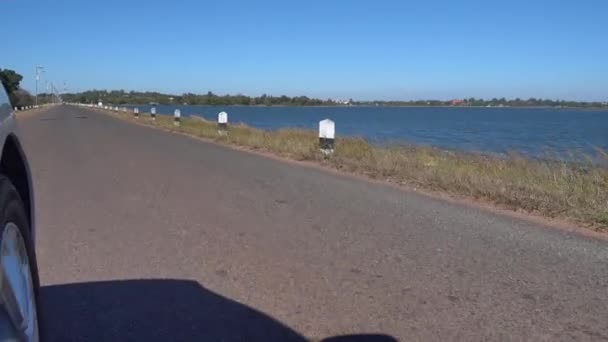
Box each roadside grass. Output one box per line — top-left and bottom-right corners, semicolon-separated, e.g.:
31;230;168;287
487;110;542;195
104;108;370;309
106;109;608;230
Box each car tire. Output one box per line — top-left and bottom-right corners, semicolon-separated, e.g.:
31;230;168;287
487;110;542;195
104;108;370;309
0;175;42;341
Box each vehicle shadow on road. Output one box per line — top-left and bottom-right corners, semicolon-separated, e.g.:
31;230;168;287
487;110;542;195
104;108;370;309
41;279;397;342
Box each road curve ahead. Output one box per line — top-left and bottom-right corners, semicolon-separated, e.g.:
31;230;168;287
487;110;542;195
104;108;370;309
20;105;608;341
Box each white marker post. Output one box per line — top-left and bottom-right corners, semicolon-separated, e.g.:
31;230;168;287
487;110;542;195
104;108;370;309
151;107;156;120
98;102;103;107
218;111;228;135
174;109;181;126
134;107;139;118
319;119;335;155
122;107;127;113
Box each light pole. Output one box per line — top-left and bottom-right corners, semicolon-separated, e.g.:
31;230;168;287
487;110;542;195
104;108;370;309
35;65;44;106
62;81;67;104
45;82;50;104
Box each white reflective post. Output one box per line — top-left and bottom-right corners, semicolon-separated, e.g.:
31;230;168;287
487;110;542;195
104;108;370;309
174;109;181;126
151;107;156;120
134;107;139;118
319;119;335;154
218;111;228;135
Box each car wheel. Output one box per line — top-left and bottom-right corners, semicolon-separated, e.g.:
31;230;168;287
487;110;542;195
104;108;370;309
0;175;41;341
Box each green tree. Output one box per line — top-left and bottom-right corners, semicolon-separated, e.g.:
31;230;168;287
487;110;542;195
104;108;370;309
0;69;23;93
0;69;34;107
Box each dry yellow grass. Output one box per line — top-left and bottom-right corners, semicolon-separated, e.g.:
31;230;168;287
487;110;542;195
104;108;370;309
107;109;608;230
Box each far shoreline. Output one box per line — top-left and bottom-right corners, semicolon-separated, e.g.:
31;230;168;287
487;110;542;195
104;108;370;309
121;103;608;111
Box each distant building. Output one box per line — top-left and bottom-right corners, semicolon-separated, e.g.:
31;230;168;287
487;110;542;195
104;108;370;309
331;98;352;105
451;99;464;106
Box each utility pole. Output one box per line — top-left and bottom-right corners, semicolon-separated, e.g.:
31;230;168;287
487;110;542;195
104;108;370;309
62;81;67;104
46;82;50;105
51;83;61;104
35;65;44;106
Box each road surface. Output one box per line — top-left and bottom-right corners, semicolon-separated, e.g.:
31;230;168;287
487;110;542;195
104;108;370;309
19;105;608;341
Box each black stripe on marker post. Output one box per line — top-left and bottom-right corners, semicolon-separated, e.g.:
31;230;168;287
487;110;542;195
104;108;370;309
319;137;335;151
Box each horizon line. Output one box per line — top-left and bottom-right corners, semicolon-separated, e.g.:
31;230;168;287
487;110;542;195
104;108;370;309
55;88;608;104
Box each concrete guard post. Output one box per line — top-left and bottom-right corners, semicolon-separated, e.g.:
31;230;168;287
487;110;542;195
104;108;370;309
174;109;181;126
218;111;228;135
319;118;335;155
151;107;156;121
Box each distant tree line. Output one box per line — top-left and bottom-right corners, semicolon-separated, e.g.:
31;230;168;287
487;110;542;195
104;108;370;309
354;97;607;108
62;90;607;108
61;90;347;106
0;68;34;107
2;68;606;109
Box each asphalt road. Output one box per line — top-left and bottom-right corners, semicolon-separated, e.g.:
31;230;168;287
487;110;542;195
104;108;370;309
19;105;608;341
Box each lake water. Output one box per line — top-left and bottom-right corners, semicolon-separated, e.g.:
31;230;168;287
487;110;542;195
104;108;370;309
128;104;608;158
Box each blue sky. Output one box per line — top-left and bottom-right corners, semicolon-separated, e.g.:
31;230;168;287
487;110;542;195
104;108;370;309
3;0;607;101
